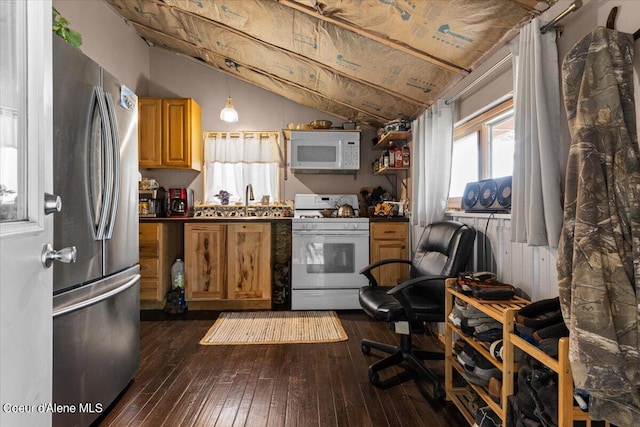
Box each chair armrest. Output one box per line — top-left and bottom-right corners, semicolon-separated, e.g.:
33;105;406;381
387;275;448;320
359;259;412;287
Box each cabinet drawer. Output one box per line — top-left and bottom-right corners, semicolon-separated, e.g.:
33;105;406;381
139;258;160;278
139;222;159;238
140;278;160;301
372;223;407;240
139;240;159;258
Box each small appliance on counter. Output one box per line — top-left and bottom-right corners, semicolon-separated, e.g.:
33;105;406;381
139;187;167;217
168;188;194;217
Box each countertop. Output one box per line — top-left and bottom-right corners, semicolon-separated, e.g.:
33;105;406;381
140;216;409;223
368;216;409;222
139;216;293;223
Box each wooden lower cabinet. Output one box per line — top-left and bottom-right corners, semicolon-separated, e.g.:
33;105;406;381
184;222;272;310
184;223;226;300
139;222;184;305
370;221;409;285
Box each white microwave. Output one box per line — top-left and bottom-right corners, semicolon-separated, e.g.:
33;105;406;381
289;131;360;172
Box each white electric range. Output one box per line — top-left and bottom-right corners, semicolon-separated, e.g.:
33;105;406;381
291;194;370;310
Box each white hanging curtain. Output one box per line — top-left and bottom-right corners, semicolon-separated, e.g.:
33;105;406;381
509;17;564;248
411;99;455;227
204;131;281;204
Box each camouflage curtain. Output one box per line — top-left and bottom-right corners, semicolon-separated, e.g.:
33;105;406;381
557;27;640;426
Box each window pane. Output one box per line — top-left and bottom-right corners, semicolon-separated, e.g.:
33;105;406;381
490;113;514;178
449;132;479;197
205;162;278;204
0;1;27;222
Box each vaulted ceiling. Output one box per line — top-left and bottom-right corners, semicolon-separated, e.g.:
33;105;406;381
106;0;557;128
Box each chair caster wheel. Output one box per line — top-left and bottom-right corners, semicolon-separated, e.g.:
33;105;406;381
368;369;380;385
361;343;371;355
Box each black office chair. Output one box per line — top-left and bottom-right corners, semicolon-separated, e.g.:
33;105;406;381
359;220;476;398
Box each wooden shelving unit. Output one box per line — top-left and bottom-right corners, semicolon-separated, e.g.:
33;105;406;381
444;278;528;425
444;278;612;427
371;131;411;196
373;166;408;175
372;130;412;150
508;331;610;427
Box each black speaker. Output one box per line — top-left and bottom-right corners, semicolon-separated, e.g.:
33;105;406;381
461;176;512;212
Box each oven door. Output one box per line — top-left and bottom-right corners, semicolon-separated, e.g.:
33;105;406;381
291;231;369;289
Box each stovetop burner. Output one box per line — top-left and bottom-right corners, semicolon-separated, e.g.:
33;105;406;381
293;193;362;219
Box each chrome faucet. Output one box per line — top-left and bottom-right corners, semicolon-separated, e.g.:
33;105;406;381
245;184;254;215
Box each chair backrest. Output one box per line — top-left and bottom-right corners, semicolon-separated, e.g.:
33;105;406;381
411;220;476;278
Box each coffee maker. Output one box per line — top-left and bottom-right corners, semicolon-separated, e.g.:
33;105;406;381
167;188;194;217
139;188;167;217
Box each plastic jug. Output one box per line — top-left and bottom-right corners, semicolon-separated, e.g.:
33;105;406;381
171;258;185;289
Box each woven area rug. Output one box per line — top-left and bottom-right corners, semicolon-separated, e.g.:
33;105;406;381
199;310;348;345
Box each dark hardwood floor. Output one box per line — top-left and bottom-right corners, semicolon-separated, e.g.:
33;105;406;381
95;311;468;427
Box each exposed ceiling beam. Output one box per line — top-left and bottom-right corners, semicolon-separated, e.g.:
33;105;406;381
277;0;470;75
155;0;426;108
132;22;393;124
511;0;550;12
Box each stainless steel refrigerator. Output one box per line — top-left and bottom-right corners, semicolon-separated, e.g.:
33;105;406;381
52;35;140;427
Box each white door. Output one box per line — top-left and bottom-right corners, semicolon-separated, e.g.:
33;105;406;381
0;1;54;426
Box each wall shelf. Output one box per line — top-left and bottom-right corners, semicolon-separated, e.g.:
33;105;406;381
373;131;412;150
373;166;409;175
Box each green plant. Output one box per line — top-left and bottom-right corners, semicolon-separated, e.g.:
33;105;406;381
52;7;82;47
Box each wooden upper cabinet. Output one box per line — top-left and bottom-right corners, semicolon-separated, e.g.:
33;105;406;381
138;98;162;167
138;97;202;171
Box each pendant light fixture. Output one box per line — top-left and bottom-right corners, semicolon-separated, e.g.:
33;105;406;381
219;93;238;122
220;59;239;122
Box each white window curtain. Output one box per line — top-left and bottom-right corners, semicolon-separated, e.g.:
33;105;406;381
411;99;455;227
204;132;281;204
509;17;563;248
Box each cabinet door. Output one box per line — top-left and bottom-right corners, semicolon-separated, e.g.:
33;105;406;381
163;98;192;168
370;223;409;286
227;223;271;300
185;224;226;300
138;98;163;167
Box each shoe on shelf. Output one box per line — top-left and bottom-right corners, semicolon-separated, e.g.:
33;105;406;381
473;406;502;427
488;376;502;403
473;354;501;382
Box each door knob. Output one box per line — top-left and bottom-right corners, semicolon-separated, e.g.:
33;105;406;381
44;193;62;215
41;244;77;268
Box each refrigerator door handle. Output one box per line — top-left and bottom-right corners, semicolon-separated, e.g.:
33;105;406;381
94;87;114;241
104;92;120;240
52;274;140;318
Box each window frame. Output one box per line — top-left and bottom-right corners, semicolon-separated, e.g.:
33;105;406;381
447;98;514;211
202;131;283;205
